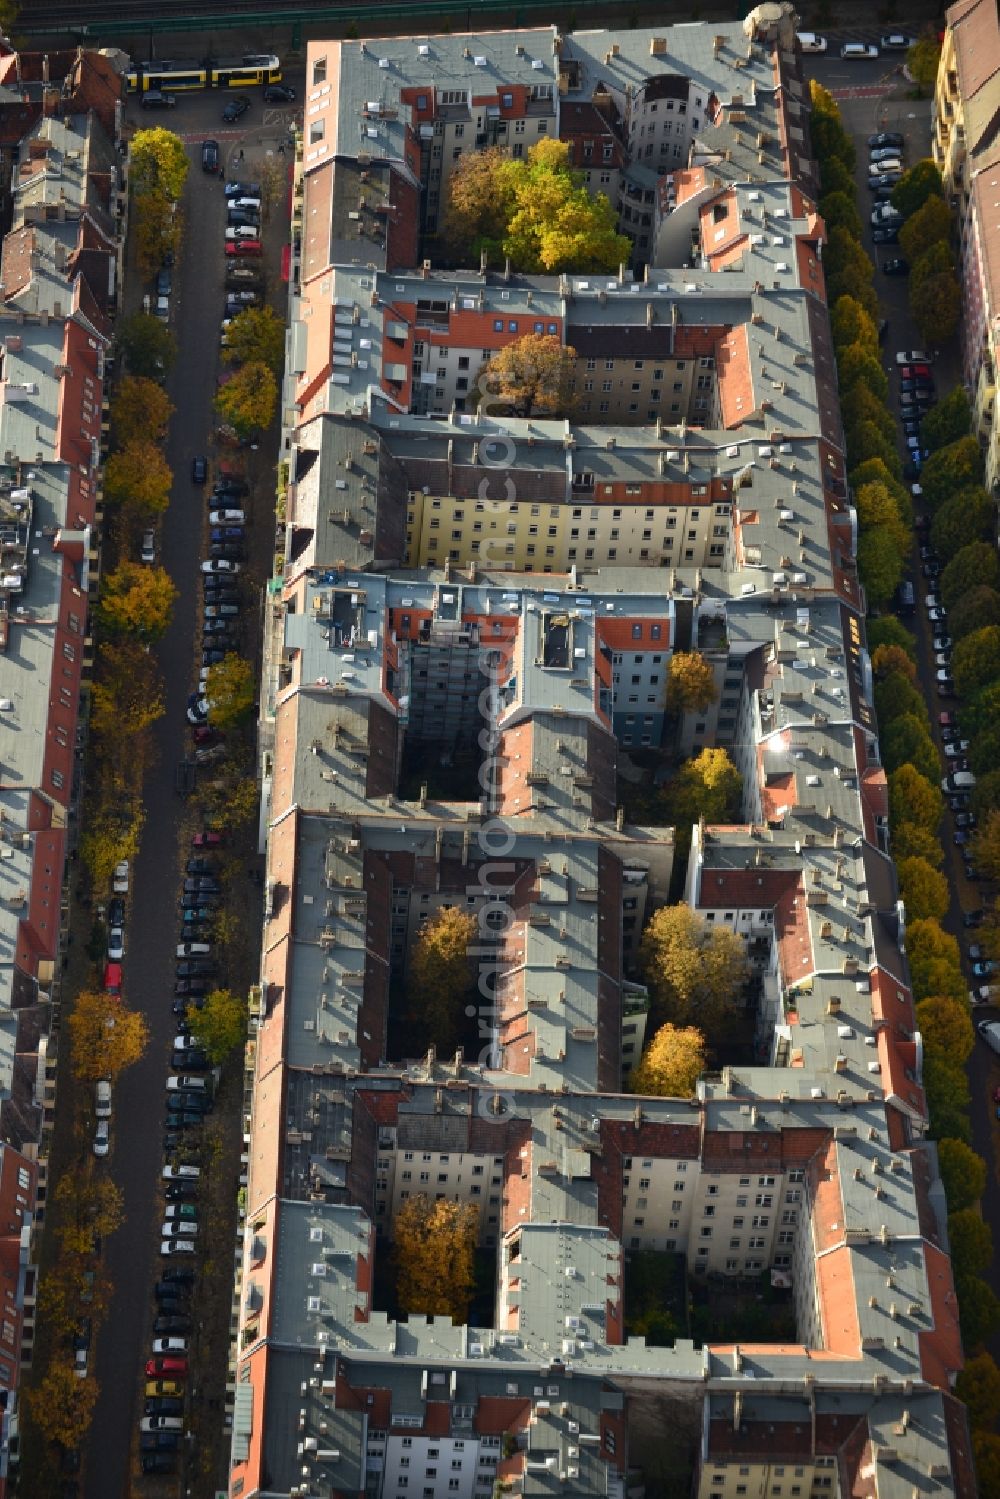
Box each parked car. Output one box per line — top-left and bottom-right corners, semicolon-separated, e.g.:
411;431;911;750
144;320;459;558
201;138;220;172
161;1238;197;1257
191;455;208;484
201;559;240;575
881;32;914;49
95;1080;111;1119
225;240;262;258
141;90;176;109
264;82;296;100
872;226;899;244
193;830;223;848
152;1316;192;1337
142;1453;178;1474
113;861;130;893
896;349;932;365
107;925;124;961
176;942;211;957
224;181;262;199
881;257;909;275
870;145;903;165
978;1020;1000;1054
868;130;905;149
140;1416;184;1433
973;961;999;978
147;1355;189;1376
162;1164;201;1181
93;1120;110;1158
841;41;879;58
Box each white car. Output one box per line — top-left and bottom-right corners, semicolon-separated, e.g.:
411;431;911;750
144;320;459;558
160;1219;198;1238
107;925;125;961
167;1074;210;1092
140;1416;184;1433
141;528;156;564
970;986;997;1006
95;1079;111;1119
896;350;931;365
796;31;827;51
224;225;259;242
161;1238;197;1256
176;942;211;958
209;509;245;525
978;1020;1000;1053
924;595;941;614
204;603;240;618
162;1164;201;1180
868;158;902;177
841;41;879;58
93;1120;110;1158
113;860;129;893
201;559;240;575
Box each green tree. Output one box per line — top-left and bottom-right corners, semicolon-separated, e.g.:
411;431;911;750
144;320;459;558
842;382;896;446
951;1211;995;1278
920;385;971;452
898;194;952;265
879;714;939;782
215;359;277;438
947;585;1000;642
906;918;965;1005
111;376;173;444
818;155;854;199
872;644;917;683
818;190;863;240
923;1054;971;1141
477;333;577;417
953;625;1000;700
222;305;286;379
964;680;1000;741
103;439;172;517
929;488;994;565
831;295;879;355
958;1275;1000;1351
897;857;949;921
117;311;176;380
906;35;942;96
937;1137;986;1212
888;764;942;833
639;905;747;1032
867;616;916;661
909;239;955;294
409;907;477;1053
847;422;901;478
134;187;180;278
874;672;927;724
972;729;1000;778
973;769;1000;820
889;158;943;219
975;1434;1000;1492
910;269;961;344
857;528;904;610
836;342;888;402
915;996;975;1065
855;480;911;557
941;542;1000;612
957;1353;1000;1431
129;126;190;200
920;437;985;510
665;652;717;714
892;822;944;868
96;562;176;641
205;652;255;730
824;227;875;313
971;811;1000;881
393;1196;478;1323
628;1024;706;1098
187;988;247;1064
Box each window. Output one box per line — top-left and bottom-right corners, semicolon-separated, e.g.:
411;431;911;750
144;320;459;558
501;91;513;107
312;57;328;84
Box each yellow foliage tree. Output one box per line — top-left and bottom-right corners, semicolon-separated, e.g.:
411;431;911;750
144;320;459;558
665;651;717;714
68;990;148;1083
111;376;173;444
206;652;255;730
394;1195;478;1322
409;906;477;1051
129;126;190;200
215;360;277;438
222;305;286;378
134;187;181;278
96;562;177;641
103;438;172;517
639;905;748;1031
477;333;577;416
24;1361;99;1450
442;140;630;272
629;1024;706;1097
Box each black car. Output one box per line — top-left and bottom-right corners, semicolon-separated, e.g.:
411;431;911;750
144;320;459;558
144;1396;185;1417
209;543;244;562
140;1431;179;1452
166;1092;211;1113
171;1048;210;1071
872;226;899;244
882;257;909;275
187;858;219;877
224;181;262;199
191;455;208;484
142;1454;177;1475
152;1314;192;1335
868;130;904;149
213;477;249;496
264;83;296;102
201;138;220;173
107;896;126;926
161;1267;196;1285
72;1318;92;1351
164;1112;204;1132
183;877;221;894
227;211;260;231
176;958;218;977
174;978;211;998
222;95;251;123
155;1276;192;1297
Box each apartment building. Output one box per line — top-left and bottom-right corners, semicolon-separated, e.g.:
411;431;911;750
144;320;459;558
231;9;974;1499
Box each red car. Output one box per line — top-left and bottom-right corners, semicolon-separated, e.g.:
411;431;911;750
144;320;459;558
192;831;223;848
103;961;122;995
191;726;218;745
900;363;932;380
146;1357;188;1377
224;240;261;258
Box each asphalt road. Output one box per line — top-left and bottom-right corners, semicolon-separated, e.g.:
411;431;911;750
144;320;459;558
801;61;1000;1355
82;85;290;1498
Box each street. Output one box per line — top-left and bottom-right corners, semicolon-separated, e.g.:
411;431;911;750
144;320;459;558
802;47;1000;1359
82;81;294;1499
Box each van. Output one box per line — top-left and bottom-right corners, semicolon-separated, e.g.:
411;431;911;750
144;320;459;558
897;581;915;613
796;32;827;52
941;771;976;792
